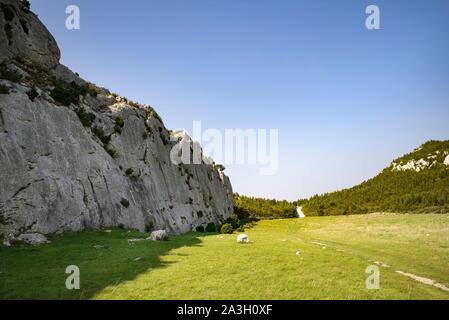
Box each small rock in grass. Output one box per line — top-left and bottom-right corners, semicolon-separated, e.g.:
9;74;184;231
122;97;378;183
93;245;105;250
296;251;301;256
147;230;169;241
134;257;142;262
104;230;112;233
16;233;50;245
128;238;145;245
237;234;249;243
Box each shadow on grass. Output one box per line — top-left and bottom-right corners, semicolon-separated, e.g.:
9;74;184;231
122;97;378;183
0;229;205;300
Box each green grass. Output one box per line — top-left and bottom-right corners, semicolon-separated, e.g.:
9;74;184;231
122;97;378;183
1;213;449;300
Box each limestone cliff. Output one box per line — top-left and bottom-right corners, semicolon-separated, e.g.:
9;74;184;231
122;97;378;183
0;0;233;240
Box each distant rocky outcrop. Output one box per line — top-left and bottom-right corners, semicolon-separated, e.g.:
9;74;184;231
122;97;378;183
0;0;233;241
302;140;449;215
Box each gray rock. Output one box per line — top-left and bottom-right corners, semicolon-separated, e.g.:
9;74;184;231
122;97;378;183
0;0;233;243
2;238;12;247
148;230;169;241
0;0;60;69
16;233;50;245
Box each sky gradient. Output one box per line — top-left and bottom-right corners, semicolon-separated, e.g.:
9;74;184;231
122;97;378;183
30;0;449;201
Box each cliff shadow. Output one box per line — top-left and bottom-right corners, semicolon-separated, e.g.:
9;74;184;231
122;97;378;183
0;229;204;299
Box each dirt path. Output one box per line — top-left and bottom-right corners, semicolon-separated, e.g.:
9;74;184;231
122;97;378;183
307;238;449;293
297;206;305;218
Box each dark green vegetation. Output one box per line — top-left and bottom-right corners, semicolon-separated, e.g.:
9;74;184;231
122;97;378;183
233;193;297;220
205;222;216;233
220;223;234;234
302;141;449;216
0;58;100;107
26;87;38;101
114;116;124;134
50;80;93;106
74;107;96;128
0;84;9;94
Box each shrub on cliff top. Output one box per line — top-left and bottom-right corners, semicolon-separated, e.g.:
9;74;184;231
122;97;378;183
50;81;86;106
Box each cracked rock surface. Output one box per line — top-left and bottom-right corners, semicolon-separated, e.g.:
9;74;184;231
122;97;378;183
0;0;233;240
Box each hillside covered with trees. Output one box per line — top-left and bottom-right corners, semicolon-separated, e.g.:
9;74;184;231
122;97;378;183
233;194;297;220
302;140;449;216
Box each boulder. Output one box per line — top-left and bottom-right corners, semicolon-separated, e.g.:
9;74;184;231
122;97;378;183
148;230;169;241
16;233;50;245
237;234;249;243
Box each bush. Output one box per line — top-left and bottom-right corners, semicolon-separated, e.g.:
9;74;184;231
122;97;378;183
195;226;205;232
27;87;38;101
86;83;98;97
125;168;134;176
114;116;125;134
220;223;234;234
0;84;9;94
224;214;241;229
206;222;216;233
145;222;154;232
92;126;111;145
50;81;86;106
120;198;130;208
74;107;96;127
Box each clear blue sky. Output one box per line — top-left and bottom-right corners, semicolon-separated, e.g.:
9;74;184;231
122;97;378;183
31;0;449;201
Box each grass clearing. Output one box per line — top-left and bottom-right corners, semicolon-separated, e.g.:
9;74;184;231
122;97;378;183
1;213;449;299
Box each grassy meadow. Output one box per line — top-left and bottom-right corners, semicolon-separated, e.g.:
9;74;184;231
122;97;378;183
1;213;449;300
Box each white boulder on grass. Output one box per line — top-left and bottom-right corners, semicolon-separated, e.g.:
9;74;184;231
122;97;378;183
237;234;250;243
148;230;169;241
444;155;449;166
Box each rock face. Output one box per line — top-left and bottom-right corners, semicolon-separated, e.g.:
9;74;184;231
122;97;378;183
0;0;233;240
392;150;449;172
